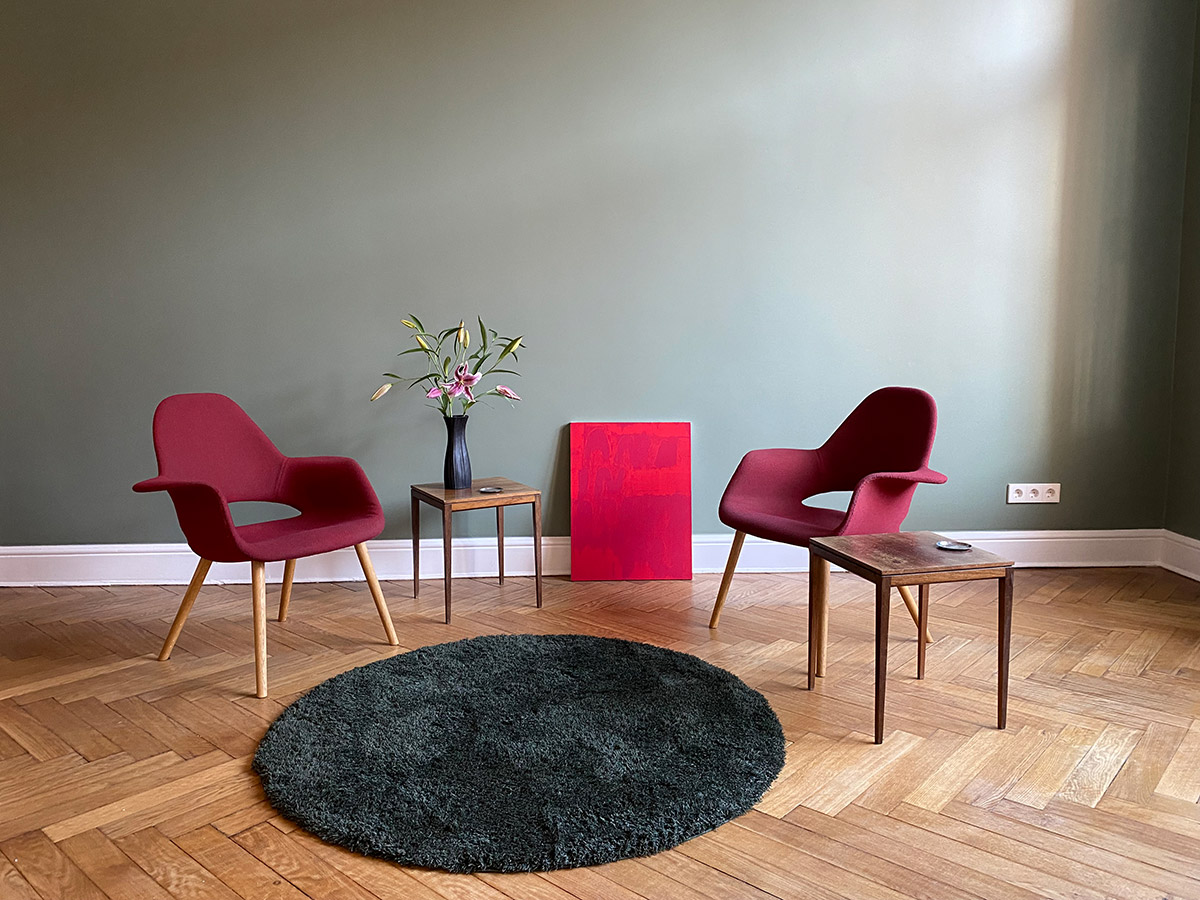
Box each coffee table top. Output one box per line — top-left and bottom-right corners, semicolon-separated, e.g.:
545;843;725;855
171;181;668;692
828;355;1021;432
411;477;540;510
810;531;1013;577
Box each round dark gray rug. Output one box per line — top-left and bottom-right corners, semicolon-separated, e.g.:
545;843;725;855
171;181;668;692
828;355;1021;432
253;633;784;873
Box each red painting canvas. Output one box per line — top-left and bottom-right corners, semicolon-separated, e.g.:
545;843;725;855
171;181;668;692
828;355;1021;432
570;422;692;581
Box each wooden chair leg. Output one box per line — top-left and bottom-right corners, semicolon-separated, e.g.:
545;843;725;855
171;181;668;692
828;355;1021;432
252;560;268;698
709;531;746;628
159;558;212;660
897;585;934;644
355;543;399;646
278;559;296;622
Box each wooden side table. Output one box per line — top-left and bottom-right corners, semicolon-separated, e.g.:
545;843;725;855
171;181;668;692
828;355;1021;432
807;531;1014;744
410;477;543;623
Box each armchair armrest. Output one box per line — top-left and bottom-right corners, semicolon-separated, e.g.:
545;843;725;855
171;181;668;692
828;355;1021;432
131;476;243;561
279;456;382;516
840;466;947;535
861;466;947;487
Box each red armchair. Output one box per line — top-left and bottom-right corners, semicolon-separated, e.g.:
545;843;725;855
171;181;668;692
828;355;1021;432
709;387;946;657
134;393;398;697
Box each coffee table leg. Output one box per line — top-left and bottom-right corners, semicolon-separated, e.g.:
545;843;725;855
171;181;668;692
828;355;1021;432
532;496;543;608
875;577;891;744
917;583;930;679
998;567;1013;729
411;492;420;599
442;507;453;624
496;506;505;585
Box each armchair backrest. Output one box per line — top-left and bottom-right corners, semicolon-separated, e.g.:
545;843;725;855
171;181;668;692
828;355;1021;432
151;393;285;501
819;387;938;490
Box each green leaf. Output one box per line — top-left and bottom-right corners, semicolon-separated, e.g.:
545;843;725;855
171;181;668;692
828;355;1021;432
395;346;429;357
484;367;521;376
410;313;426;332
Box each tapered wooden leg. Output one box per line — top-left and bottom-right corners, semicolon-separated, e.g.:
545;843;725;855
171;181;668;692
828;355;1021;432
252;560;267;698
897;585;934;644
442;507;453;623
709;531;746;628
811;553;830;677
874;577;891;744
998;568;1013;729
159;558;211;660
497;506;505;585
355;543;399;646
532;496;543;609
277;560;296;622
917;583;930;679
411;491;421;599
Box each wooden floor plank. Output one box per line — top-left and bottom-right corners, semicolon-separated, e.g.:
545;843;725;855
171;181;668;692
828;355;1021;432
58;829;176;900
115;827;243;900
0;831;108;900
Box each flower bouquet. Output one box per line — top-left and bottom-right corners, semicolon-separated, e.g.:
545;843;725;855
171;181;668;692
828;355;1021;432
371;316;524;489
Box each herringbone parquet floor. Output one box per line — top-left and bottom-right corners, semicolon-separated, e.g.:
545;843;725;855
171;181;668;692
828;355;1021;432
1;565;1199;899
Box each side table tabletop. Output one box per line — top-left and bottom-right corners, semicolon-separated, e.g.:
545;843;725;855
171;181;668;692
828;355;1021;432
411;477;543;623
807;531;1014;744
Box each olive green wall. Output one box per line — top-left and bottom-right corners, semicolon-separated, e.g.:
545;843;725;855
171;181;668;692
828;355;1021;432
2;0;1196;544
1167;11;1200;541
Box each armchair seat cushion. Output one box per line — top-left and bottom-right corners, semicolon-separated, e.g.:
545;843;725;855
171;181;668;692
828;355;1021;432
235;509;385;563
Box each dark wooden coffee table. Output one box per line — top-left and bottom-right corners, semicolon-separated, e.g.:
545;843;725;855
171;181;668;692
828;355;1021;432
807;531;1014;743
410;477;543;623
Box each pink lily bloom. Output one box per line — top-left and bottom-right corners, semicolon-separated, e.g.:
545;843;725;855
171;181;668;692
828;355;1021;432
443;364;482;401
495;385;521;401
426;386;443;399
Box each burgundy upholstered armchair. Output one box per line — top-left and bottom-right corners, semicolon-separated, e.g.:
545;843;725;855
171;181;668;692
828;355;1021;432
134;393;399;697
709;387;946;649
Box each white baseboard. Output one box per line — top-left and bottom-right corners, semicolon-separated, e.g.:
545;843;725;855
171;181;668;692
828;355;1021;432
0;538;571;587
0;529;1195;587
1160;530;1200;581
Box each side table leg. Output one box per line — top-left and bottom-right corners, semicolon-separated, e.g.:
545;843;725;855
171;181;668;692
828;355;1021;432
998;568;1013;729
807;558;819;690
811;553;830;678
496;506;505;585
875;577;891;744
442;507;453;624
917;583;930;679
411;492;420;599
532;496;543;608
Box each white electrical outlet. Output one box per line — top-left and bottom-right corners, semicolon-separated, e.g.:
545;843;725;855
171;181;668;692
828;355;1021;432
1007;483;1060;504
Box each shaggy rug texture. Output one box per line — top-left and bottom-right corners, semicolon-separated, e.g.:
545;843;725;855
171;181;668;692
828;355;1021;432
253;633;785;873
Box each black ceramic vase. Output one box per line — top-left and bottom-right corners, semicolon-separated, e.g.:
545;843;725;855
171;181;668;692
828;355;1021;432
443;415;472;489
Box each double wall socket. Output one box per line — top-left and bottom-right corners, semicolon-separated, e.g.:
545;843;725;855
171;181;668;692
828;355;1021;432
1007;483;1060;504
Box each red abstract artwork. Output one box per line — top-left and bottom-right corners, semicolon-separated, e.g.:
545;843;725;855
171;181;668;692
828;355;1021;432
570;422;692;581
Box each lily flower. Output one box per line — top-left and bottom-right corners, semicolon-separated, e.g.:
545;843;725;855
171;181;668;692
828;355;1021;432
443;363;482;401
495;385;521;401
426;385;443;399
